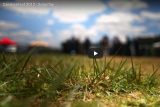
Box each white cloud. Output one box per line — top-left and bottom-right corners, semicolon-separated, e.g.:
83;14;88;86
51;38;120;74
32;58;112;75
8;30;32;43
107;0;148;10
47;19;54;26
53;1;106;23
60;30;72;40
36;30;53;39
59;11;146;43
97;12;142;24
36;30;59;48
11;30;32;37
71;24;97;39
93;12;146;42
0;21;19;30
59;24;98;42
141;11;160;20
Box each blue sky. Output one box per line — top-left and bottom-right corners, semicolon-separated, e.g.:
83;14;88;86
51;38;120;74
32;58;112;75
0;0;160;48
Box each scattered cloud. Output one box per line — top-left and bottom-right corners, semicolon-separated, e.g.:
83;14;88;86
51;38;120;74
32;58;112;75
97;12;142;24
59;11;147;43
94;12;146;42
59;11;148;43
11;30;32;37
0;21;19;30
8;30;33;43
71;24;97;39
47;19;54;26
35;30;59;48
59;24;98;42
36;30;53;40
141;11;160;20
53;0;106;23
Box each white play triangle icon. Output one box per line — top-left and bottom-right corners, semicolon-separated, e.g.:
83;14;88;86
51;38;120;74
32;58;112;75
94;51;98;56
88;48;103;58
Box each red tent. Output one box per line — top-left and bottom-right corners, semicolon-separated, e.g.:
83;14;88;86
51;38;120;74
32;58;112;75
0;37;16;45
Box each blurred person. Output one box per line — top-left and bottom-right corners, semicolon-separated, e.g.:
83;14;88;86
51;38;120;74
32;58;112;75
62;36;81;54
110;36;122;55
83;38;91;54
100;36;109;55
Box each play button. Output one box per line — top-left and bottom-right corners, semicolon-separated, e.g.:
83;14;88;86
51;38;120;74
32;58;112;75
94;51;98;56
88;47;103;58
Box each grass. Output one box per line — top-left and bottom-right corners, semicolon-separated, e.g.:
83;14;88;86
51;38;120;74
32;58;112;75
0;52;160;107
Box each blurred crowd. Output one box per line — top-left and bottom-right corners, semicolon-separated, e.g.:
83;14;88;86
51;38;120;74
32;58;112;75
62;35;160;56
0;35;160;56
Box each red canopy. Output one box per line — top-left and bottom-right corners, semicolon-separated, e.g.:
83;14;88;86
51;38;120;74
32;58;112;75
0;37;16;45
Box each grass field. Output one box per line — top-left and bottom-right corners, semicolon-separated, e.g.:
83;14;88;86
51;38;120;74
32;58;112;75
0;53;160;107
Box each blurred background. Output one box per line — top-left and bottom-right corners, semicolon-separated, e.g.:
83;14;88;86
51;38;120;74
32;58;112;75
0;0;160;56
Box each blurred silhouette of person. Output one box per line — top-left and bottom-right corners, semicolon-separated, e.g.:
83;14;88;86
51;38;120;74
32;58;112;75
134;39;140;56
83;38;91;54
100;36;109;55
62;39;70;53
111;36;122;55
62;36;81;54
69;37;80;54
125;37;132;56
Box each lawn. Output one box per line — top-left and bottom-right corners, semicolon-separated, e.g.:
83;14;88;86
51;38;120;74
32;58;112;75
0;53;160;107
